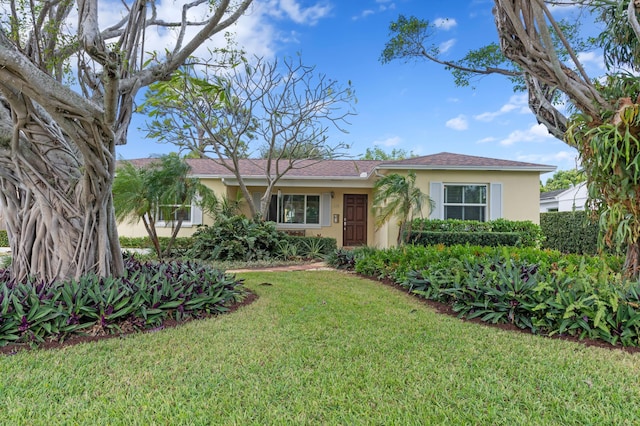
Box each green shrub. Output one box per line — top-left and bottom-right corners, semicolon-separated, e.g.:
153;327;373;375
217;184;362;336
188;216;283;261
282;236;337;259
409;231;520;247
0;255;246;347
540;211;605;255
351;244;640;347
409;218;543;248
0;231;8;247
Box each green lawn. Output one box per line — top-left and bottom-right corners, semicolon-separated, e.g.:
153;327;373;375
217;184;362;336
1;270;639;424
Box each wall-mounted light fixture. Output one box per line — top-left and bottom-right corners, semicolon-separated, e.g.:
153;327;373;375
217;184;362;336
330;191;335;199
333;214;339;223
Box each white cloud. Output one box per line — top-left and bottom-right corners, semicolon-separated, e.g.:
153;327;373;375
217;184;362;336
277;0;332;25
474;94;529;122
476;136;496;144
446;115;469;131
577;51;605;71
439;39;456;54
353;1;395;20
499;123;554;146
434;18;457;30
374;136;402;147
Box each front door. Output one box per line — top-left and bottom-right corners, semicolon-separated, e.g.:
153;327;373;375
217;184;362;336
343;194;367;246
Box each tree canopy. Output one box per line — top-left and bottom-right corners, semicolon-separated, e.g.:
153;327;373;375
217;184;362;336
142;54;356;219
541;169;586;192
381;1;640;278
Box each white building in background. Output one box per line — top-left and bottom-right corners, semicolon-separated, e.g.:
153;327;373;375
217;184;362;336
540;182;588;212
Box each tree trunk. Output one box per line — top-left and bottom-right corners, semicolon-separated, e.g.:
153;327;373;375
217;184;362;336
0;104;123;283
624;240;640;281
0;159;124;283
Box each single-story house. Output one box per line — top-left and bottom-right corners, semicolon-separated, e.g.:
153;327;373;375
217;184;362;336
118;152;556;249
540;182;588;212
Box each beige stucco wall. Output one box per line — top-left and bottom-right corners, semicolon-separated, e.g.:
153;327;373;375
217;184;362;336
415;169;542;223
373;169;543;249
116;169;542;249
238;185;375;248
116;178;229;238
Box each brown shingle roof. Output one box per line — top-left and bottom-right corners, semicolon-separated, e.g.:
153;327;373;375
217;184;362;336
123;158;382;179
121;152;554;178
380;152;555;171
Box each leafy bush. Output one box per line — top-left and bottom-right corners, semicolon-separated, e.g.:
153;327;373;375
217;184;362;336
282;236;337;259
0;255;246;347
351;244;640;347
188;216;283;261
409;231;520;247
540;211;606;255
325;246;376;270
409;218;544;248
0;231;8;247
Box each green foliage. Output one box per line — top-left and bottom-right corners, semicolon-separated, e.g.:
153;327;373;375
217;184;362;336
540;211;604;255
281;236;337;259
350;244;640;347
540;169;585;192
373;171;433;245
566;94;640;257
0;231;7;247
409;231;520;247
113;154;216;259
409;218;544;248
381;15;521;90
0;255;246;347
325;246;376;270
358;147;414;160
188;216;283;261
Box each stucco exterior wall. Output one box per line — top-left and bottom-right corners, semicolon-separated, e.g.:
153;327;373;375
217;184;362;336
239;185;375;248
415;169;542;224
116;168;543;248
116;178;229;238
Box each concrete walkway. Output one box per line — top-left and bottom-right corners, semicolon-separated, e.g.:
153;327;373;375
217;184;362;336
227;261;333;273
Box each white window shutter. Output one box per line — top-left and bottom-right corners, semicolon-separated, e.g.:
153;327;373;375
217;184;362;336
429;182;443;219
321;193;331;227
490;183;503;220
191;202;203;225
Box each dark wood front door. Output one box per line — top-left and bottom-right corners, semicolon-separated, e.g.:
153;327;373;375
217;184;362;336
343;194;367;246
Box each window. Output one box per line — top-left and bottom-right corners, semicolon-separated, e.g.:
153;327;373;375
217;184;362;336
157;204;192;223
267;194;320;225
444;184;487;221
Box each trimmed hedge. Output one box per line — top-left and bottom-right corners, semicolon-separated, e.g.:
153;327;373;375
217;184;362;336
409;218;544;248
409;231;521;247
540;211;604;255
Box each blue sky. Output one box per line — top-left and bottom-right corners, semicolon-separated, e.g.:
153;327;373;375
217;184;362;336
116;0;600;175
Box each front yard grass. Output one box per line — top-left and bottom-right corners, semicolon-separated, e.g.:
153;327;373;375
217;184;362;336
1;270;639;424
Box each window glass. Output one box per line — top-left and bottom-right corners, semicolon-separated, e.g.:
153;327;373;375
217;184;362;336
266;193;321;225
158;205;191;222
306;196;320;224
443;184;487;221
445;186;463;203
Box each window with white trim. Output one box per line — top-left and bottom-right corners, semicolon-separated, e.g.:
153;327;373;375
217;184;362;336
157;204;192;223
267;194;320;225
444;184;487;221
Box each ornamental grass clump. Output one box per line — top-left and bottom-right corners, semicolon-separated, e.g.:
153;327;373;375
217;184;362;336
0;254;246;347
